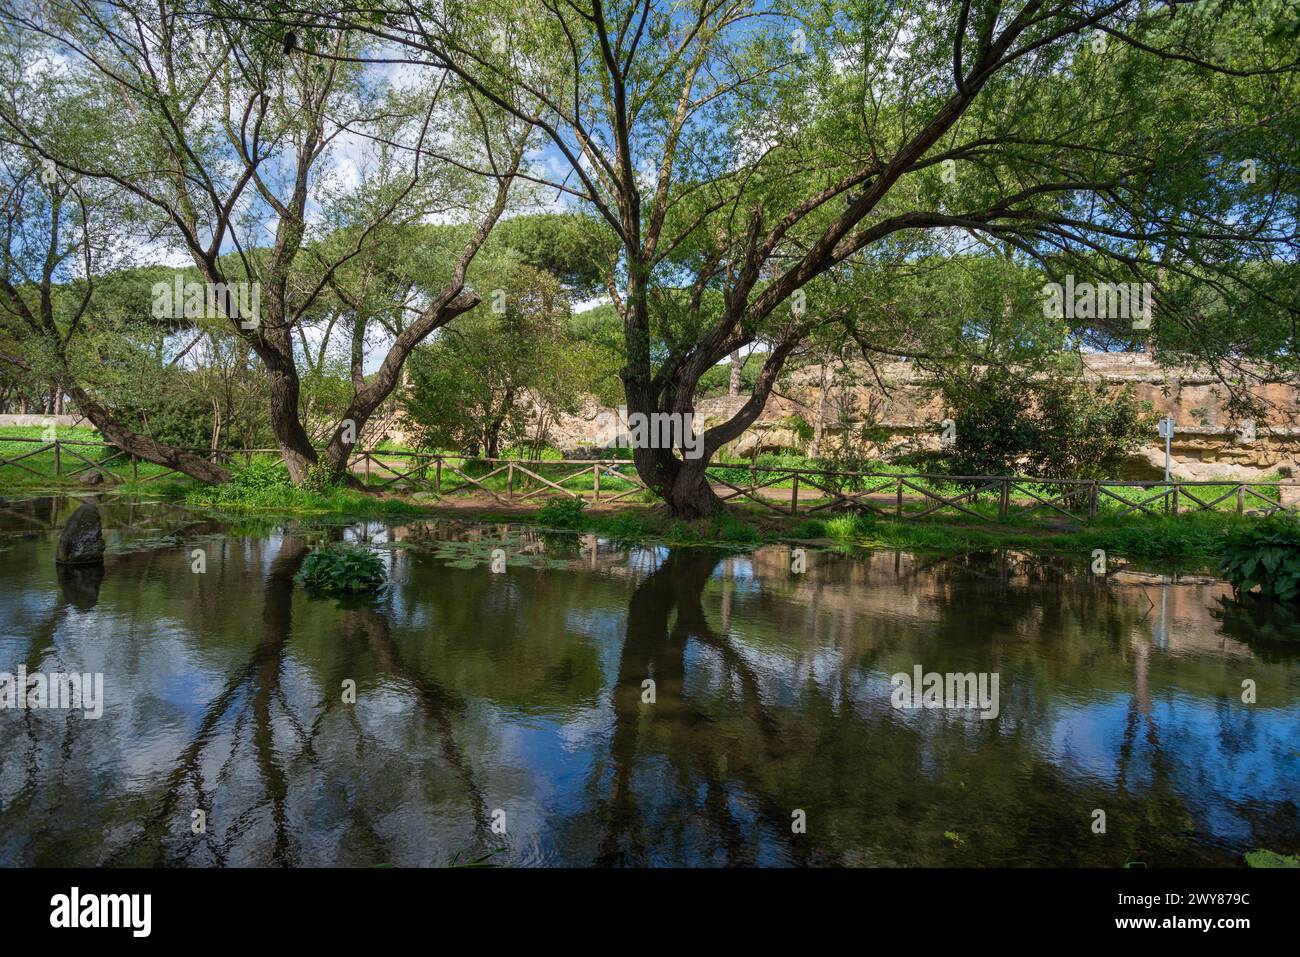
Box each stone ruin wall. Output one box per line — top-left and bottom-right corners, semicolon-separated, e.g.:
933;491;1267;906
545;353;1300;481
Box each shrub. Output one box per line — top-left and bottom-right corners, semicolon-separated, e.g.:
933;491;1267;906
939;367;1034;478
536;496;587;529
189;457;290;505
297;547;387;595
1218;515;1300;601
936;368;1152;484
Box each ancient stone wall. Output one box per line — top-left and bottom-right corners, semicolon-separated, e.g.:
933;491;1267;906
545;353;1299;480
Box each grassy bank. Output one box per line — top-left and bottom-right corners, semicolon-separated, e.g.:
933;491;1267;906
0;444;1273;562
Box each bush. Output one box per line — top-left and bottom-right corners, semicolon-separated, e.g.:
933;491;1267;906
1218;515;1300;601
939;367;1034;477
536;496;587;529
297;547;387;595
936;369;1152;490
186;457;421;517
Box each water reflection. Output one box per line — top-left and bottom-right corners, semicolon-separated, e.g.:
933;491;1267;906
0;499;1296;867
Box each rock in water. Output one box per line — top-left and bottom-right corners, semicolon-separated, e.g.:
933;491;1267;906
56;502;105;565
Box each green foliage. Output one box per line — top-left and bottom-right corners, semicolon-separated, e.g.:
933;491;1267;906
488;214;618;298
535;496;587;529
709;452;812;487
1026;380;1152;482
790;518;829;538
937;369;1152;482
185;458;420;516
1244;849;1300;868
299;461;346;493
817;510;1233;560
697;351;766;398
1218;515;1300;601
599;513;647;540
661;513;761;546
226;457;292;492
297;547;387;595
404;258;600;457
710;512;762;544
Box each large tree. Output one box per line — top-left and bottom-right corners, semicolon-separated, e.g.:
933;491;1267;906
0;0;529;483
266;0;1299;516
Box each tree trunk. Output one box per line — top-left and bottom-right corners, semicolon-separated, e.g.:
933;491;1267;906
62;381;231;484
729;350;742;396
626;324;803;518
210;398;223;460
636;447;724;520
262;343;318;482
668;460;725;520
320;290;481;477
811;362;830;455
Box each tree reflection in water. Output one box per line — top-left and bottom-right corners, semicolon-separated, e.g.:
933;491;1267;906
0;504;1296;867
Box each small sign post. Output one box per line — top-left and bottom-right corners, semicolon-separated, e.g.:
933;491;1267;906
1157;416;1175;484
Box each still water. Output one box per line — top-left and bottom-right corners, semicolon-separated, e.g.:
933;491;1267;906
1;496;1297;867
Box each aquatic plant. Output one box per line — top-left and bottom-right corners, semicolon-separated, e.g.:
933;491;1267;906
1218;515;1300;601
297;547;387;595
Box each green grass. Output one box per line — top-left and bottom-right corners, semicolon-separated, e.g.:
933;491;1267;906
0;425;201;487
1;432;1289;562
183;457;424;516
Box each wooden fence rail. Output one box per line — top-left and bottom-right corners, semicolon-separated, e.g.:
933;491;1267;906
2;435;1297;522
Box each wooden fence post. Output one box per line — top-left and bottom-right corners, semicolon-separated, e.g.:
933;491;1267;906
508;462;514;500
790;473;799;515
435;457;442;494
53;440;60;476
1088;482;1098;520
998;478;1010;520
131;454;138;481
896;476;903;517
1237;484;1244;514
593;463;600;501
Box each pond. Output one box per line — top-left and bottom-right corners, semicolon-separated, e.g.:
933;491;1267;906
1;495;1297;867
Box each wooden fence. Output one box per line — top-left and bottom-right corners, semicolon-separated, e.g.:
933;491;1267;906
2;435;1297;522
